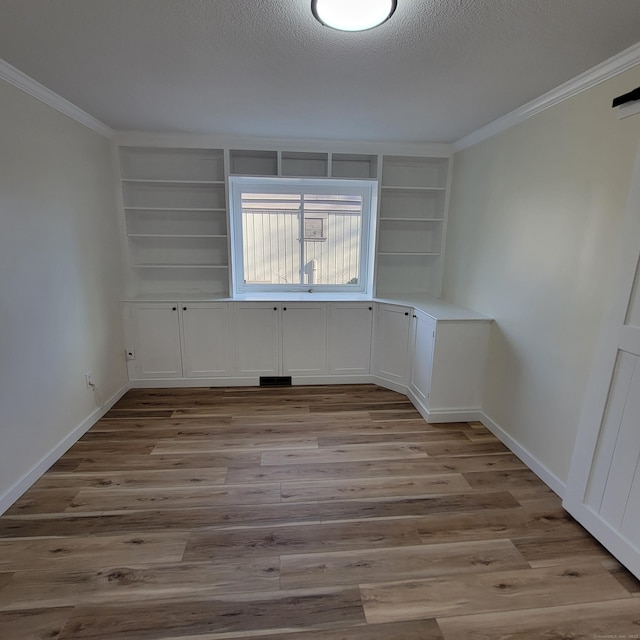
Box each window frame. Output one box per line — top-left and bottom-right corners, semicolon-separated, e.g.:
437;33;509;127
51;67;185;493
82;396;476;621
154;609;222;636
228;176;378;295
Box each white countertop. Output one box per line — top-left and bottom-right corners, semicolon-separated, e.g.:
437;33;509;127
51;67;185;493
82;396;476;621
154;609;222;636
123;292;492;322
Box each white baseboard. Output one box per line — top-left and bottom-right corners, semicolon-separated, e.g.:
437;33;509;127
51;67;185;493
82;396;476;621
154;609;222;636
407;388;483;423
479;411;566;499
370;375;408;395
129;375;373;388
129;377;257;388
0;382;131;516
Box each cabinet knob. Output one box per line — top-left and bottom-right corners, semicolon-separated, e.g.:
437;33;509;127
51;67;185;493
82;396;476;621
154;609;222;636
404;312;409;316
273;307;277;311
172;307;177;311
413;314;417;318
283;307;287;311
369;306;372;311
183;306;187;311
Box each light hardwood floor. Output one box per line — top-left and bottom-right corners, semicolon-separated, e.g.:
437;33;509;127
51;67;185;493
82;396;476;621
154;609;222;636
0;384;638;639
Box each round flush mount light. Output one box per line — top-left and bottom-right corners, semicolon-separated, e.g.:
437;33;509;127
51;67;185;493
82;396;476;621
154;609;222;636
311;0;397;32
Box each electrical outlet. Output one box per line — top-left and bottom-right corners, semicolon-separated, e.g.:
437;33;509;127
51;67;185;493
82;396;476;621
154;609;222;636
85;372;93;389
126;349;135;361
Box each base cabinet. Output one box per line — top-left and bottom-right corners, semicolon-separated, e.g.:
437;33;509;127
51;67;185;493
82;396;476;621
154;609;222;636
328;303;373;375
233;303;280;377
127;302;232;379
129;303;183;378
125;300;490;422
409;310;436;405
180;303;232;378
409;313;490;420
282;303;329;375
372;303;412;386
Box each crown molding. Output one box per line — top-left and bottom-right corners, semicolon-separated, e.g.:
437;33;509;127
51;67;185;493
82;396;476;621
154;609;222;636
0;58;113;138
454;41;640;152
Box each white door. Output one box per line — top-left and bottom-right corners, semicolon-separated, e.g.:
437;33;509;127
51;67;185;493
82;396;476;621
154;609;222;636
180;303;232;378
409;311;435;406
563;147;640;579
327;303;373;375
282;303;328;376
372;303;411;386
130;302;182;378
233;303;280;377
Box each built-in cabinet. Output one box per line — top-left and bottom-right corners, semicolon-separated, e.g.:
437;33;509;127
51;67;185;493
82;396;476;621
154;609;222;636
124;299;489;422
407;312;491;421
116;137;481;422
127;301;376;382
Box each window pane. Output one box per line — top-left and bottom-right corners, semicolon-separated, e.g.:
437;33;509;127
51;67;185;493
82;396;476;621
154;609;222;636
241;193;302;285
302;194;362;285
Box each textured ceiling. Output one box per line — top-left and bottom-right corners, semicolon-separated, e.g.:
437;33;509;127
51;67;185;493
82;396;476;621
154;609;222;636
1;0;640;142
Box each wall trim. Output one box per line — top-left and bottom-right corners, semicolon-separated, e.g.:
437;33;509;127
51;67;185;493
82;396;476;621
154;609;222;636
407;388;483;424
454;41;640;151
479;411;566;499
0;382;130;516
0;57;113;138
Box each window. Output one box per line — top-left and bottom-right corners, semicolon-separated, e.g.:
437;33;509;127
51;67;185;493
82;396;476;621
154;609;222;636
229;176;377;294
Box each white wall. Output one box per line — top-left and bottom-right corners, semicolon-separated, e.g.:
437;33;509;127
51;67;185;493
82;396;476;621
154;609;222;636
443;67;640;488
0;78;127;509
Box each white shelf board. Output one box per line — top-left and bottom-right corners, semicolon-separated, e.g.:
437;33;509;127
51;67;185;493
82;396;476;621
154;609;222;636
379;217;443;222
132;264;229;269
380;186;447;192
377;251;441;256
127;234;228;238
124;207;227;212
121;179;225;186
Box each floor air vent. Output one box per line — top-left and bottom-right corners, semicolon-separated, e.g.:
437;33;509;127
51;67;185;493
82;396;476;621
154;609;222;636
259;376;292;387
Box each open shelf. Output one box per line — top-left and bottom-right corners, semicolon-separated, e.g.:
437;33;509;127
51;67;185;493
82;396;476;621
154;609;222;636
229;150;278;176
331;153;378;179
119;147;224;182
281;151;328;177
382;156;449;189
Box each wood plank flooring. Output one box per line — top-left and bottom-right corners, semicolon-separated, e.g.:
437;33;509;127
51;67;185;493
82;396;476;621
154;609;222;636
0;384;638;639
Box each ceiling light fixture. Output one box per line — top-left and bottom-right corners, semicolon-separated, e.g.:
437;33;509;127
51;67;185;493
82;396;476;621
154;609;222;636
311;0;397;32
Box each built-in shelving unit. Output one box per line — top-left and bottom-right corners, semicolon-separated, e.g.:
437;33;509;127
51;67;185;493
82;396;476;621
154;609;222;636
117;141;450;299
119;147;229;296
375;155;450;296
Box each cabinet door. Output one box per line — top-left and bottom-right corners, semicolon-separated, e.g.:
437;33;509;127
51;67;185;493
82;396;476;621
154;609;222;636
130;303;182;378
328;303;373;375
372;303;411;385
233;303;280;377
282;303;328;375
180;303;232;378
410;311;436;405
